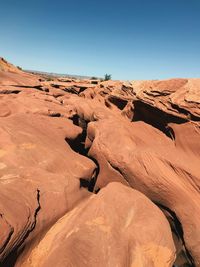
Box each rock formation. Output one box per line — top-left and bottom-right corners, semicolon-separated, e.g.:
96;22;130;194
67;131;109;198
0;58;199;267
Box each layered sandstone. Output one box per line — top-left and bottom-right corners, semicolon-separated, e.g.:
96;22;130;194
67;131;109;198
0;58;199;267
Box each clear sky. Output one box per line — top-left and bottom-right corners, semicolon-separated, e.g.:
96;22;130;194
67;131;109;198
0;0;200;80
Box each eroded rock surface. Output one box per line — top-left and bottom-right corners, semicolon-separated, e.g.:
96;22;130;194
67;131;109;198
21;183;176;267
0;58;199;267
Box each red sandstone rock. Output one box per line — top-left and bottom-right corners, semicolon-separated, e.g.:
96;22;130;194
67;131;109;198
0;59;200;266
19;183;176;267
132;78;200;120
0;57;22;73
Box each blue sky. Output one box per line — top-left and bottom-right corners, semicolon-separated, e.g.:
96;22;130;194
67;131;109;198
0;0;200;80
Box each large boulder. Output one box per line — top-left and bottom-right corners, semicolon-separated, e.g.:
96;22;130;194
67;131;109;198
19;183;176;267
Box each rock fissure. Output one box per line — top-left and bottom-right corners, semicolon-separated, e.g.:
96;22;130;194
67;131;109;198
0;214;14;256
2;189;41;267
132;100;188;140
65;119;100;193
156;203;195;267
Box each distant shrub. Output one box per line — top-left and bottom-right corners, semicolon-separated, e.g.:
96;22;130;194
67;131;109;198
46;77;53;81
104;74;111;81
17;66;22;70
91;76;98;80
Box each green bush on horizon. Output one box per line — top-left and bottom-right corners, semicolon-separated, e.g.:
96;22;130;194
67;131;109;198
104;74;112;81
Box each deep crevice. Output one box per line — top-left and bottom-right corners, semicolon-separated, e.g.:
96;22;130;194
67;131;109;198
132;100;188;140
11;85;49;92
155;202;195;267
0;215;14;255
66;122;88;157
170;103;200;122
2;189;41;267
0;90;21;95
66;116;100;193
63;87;79;95
107;96;128;110
78;86;88;94
79;157;100;193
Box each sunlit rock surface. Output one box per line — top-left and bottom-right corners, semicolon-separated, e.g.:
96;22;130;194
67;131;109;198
0;58;199;267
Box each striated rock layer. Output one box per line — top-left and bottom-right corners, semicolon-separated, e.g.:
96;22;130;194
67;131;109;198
0;59;199;267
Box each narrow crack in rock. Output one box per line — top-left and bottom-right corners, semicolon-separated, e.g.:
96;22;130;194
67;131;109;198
156;202;195;267
65;118;100;193
2;189;41;267
132;100;188;140
0;214;14;255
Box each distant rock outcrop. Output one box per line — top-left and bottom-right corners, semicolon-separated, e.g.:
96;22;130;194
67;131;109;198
0;57;22;73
